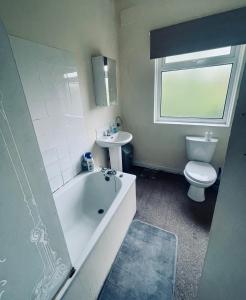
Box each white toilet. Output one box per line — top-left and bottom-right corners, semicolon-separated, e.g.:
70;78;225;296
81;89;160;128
184;136;218;202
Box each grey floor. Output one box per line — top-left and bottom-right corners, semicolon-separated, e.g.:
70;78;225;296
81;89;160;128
131;167;217;300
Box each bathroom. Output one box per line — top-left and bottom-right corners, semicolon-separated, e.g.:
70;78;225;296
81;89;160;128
1;1;246;300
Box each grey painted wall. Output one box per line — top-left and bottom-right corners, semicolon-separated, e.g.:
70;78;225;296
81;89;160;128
197;67;246;299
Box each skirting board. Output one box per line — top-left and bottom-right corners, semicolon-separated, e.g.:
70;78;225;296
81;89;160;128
133;160;184;175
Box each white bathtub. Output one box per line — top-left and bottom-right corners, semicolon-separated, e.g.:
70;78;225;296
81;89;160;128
53;169;136;299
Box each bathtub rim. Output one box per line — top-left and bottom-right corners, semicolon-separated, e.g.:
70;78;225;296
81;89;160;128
53;168;136;300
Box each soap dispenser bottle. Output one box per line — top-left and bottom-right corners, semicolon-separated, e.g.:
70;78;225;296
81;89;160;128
111;121;118;134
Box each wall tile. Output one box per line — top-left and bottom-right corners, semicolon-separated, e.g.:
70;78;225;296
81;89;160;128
61;168;74;184
10;36;89;192
46;161;61;180
49;175;64;192
42;148;59;166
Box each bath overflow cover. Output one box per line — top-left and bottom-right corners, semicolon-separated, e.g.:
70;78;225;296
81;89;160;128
98;209;104;214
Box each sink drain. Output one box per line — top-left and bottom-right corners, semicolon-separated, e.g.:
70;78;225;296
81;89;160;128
98;209;104;214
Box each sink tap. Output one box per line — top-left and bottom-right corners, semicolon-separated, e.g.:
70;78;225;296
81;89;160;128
103;129;111;137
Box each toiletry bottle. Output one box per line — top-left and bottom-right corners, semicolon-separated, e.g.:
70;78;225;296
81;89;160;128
82;152;95;172
111;121;117;133
88;155;94;172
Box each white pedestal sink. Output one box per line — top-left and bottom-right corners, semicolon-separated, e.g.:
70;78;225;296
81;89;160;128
96;131;133;171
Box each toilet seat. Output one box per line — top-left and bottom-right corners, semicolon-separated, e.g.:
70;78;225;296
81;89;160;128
184;161;217;184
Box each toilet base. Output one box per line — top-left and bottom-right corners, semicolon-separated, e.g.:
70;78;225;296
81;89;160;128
188;185;205;202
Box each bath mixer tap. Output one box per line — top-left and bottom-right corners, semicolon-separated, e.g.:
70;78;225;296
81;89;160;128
101;168;117;181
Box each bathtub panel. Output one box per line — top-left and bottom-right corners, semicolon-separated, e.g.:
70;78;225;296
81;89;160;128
53;170;136;299
62;181;136;300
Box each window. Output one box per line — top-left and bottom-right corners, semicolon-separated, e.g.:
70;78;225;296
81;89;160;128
154;46;245;126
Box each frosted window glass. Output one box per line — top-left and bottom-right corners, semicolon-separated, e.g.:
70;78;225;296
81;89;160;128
165;47;231;63
161;64;232;118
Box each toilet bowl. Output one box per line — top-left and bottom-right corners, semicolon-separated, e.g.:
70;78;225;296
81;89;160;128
184;161;217;202
184;135;218;202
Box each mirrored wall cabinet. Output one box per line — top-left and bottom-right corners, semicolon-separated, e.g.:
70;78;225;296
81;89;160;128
92;56;117;106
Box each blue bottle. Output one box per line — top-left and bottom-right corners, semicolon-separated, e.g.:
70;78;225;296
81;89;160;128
81;152;95;172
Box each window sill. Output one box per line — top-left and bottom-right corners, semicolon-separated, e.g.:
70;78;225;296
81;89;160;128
153;119;230;127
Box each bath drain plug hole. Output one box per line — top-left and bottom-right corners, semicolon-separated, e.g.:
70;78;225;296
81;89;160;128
98;209;104;214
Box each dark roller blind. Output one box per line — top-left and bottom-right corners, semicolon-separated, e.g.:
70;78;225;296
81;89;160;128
150;7;246;59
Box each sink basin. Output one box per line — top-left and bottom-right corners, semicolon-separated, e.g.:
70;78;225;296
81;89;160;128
96;131;133;171
96;131;132;148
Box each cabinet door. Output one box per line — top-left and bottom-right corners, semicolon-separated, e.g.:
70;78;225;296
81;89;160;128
108;58;117;105
0;19;72;300
92;56;108;106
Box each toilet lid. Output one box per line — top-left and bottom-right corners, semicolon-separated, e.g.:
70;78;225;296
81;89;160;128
185;161;217;184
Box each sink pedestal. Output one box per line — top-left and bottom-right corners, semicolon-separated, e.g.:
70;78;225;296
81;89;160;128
109;146;122;171
96;131;132;172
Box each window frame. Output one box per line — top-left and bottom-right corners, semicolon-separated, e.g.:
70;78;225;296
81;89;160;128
154;45;246;126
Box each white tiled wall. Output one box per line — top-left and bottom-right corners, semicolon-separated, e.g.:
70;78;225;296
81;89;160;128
10;36;88;192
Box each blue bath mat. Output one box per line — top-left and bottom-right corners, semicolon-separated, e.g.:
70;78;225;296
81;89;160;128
98;219;177;300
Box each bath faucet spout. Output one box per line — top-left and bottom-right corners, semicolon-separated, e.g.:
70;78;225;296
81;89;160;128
101;168;117;181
